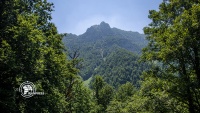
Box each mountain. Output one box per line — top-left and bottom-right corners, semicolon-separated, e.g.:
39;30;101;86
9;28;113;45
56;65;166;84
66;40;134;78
63;21;147;53
92;48;148;88
62;22;148;86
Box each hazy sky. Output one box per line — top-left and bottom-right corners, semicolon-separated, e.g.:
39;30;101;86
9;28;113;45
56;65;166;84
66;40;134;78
48;0;163;35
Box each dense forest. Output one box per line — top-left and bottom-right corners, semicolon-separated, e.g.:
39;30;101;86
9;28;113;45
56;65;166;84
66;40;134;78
0;0;200;113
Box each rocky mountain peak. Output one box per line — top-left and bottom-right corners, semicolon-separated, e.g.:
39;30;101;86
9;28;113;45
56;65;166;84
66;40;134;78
99;21;111;29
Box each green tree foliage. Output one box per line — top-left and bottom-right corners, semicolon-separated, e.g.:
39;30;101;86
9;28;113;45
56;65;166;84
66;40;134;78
98;84;114;109
93;48;149;88
114;82;136;102
142;0;200;112
66;79;93;113
90;75;114;113
0;0;77;112
122;68;187;113
0;0;19;111
106;82;136;113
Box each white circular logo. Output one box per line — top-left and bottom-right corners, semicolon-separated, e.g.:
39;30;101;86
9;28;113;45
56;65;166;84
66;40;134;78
19;81;36;98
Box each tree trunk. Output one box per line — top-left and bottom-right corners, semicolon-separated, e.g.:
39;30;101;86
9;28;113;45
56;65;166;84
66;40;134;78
193;47;200;85
187;87;195;113
180;54;195;113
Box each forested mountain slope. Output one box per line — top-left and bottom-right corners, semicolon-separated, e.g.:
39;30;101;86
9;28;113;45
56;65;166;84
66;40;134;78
63;22;148;86
93;48;148;88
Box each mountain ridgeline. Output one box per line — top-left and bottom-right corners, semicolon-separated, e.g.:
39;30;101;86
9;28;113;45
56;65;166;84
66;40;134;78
63;22;148;87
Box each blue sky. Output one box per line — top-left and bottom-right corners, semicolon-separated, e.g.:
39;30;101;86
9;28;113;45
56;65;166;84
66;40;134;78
48;0;163;35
